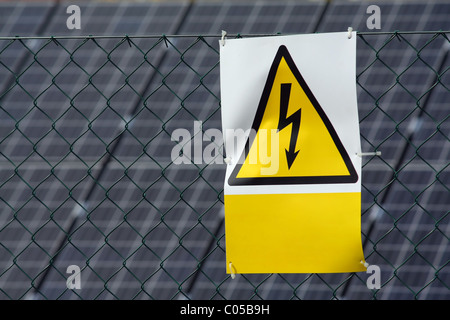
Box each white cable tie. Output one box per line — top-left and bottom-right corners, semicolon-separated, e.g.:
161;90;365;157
224;156;232;165
360;260;369;268
229;262;236;279
356;151;381;157
221;30;227;47
348;27;353;39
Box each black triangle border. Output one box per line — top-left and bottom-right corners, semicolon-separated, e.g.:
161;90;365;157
228;45;358;186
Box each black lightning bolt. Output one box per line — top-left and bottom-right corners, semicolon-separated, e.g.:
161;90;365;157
278;83;301;169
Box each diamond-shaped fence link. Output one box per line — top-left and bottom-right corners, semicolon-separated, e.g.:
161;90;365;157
0;32;448;300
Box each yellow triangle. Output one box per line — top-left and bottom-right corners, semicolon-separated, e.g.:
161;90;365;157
229;46;358;186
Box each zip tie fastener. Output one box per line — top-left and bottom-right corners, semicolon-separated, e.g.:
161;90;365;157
229;262;235;279
221;30;227;46
348;27;353;39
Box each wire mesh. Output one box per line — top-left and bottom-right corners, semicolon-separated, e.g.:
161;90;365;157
0;32;448;300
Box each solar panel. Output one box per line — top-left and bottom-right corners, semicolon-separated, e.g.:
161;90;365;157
0;2;190;299
0;3;53;101
42;1;327;300
355;50;449;299
304;0;450;300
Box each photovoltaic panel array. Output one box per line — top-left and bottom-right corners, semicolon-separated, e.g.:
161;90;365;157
128;1;327;299
38;0;328;300
315;0;450;299
0;1;191;300
0;0;448;300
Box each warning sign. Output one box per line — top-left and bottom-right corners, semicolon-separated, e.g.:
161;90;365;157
229;45;358;186
220;32;366;274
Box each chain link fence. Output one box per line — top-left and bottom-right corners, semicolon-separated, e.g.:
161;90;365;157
0;31;448;300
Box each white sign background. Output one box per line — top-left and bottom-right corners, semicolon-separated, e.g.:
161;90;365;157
220;32;361;195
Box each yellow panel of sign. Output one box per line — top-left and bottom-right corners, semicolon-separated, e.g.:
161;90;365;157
220;33;366;274
225;193;366;273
